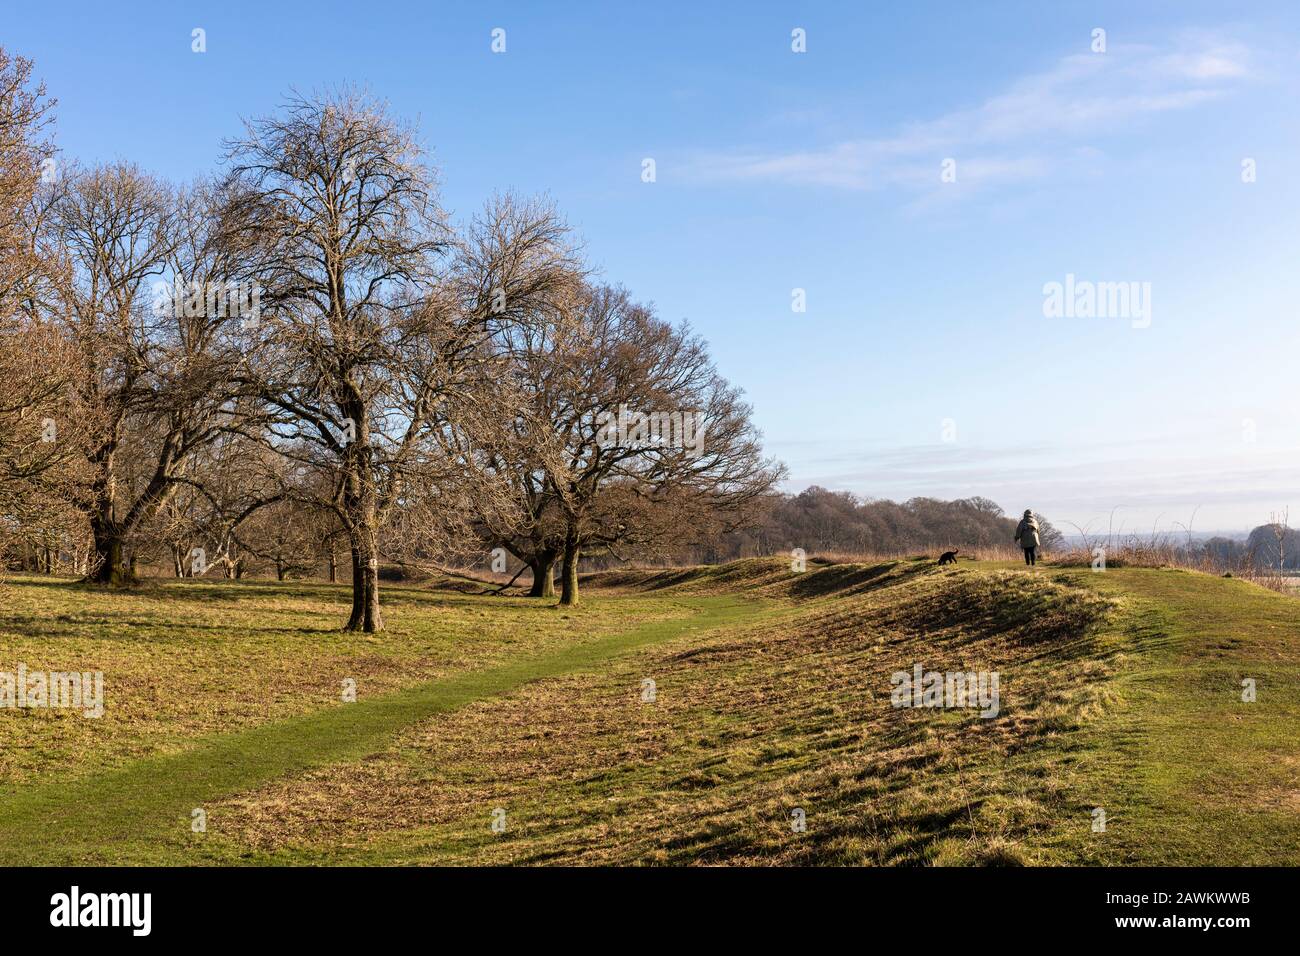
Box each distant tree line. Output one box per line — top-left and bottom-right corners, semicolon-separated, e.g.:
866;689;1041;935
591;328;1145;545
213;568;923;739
592;487;1065;567
1202;523;1300;572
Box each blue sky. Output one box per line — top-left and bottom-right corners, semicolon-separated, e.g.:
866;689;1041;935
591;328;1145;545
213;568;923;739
8;0;1300;533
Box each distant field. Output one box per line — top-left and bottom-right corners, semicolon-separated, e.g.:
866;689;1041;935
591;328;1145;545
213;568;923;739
1;556;1297;865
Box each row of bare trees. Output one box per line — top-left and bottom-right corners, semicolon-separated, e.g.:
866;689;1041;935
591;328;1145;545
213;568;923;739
0;47;783;629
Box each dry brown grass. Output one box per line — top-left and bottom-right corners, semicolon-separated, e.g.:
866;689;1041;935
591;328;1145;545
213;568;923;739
208;560;1124;865
811;545;1026;564
0;574;685;789
11;556;1297;866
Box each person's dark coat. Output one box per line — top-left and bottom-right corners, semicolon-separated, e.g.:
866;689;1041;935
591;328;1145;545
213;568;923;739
1015;513;1040;549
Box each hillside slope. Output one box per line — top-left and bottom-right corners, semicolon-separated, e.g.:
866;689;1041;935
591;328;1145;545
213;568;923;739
1;558;1295;865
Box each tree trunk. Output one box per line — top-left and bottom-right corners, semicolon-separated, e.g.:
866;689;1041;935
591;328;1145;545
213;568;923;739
344;537;383;632
528;551;557;598
341;426;384;631
88;519;131;586
328;548;337;583
559;532;580;607
346;548;363;627
362;557;382;630
332;400;384;631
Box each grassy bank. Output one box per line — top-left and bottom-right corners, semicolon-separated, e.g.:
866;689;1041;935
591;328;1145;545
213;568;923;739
1;557;1296;865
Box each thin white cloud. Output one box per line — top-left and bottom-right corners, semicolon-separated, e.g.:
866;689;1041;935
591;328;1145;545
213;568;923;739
683;33;1252;192
1148;40;1251;80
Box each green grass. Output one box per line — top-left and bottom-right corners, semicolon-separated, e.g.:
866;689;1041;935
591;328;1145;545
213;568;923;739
1050;567;1300;864
0;580;761;864
0;576;691;787
1;557;1297;865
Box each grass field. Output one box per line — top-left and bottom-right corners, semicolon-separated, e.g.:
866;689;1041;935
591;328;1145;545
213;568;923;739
1;556;1297;865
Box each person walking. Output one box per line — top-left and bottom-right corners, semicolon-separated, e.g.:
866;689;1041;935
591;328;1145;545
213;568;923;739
1015;509;1040;566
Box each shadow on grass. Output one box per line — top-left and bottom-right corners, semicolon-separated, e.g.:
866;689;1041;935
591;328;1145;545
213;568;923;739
788;561;925;600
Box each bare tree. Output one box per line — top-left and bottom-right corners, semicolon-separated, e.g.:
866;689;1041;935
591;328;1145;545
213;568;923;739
132;426;287;577
1269;508;1290;576
0;47;81;565
487;283;783;606
0;46;54;307
0;316;88;565
3;57;793;599
437;288;579;598
225;91;576;630
41;165;260;583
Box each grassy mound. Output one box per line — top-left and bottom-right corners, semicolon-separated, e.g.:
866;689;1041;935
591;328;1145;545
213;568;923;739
585;554;931;600
2;558;1296;865
203;563;1123;865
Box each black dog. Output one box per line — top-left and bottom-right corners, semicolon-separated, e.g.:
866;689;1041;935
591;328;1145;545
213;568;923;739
937;550;959;565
